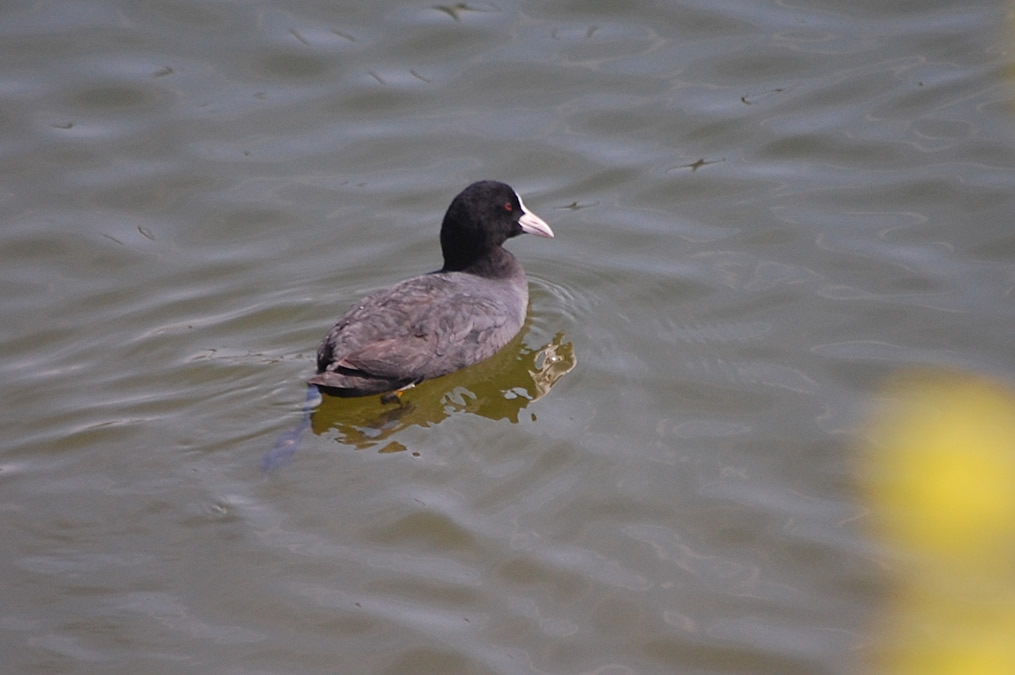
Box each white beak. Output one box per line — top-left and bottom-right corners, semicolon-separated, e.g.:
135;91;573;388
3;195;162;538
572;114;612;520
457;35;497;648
516;193;554;238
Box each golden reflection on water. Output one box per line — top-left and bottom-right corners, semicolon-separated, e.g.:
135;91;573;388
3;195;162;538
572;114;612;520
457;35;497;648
310;331;575;453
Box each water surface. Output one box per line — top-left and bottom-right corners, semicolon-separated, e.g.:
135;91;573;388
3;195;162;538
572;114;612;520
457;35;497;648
3;0;1014;673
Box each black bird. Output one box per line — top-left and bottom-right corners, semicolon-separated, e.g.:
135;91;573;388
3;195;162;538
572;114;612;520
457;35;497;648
309;180;554;398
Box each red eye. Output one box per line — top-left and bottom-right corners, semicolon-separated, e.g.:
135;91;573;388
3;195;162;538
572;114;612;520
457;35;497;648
504;202;512;212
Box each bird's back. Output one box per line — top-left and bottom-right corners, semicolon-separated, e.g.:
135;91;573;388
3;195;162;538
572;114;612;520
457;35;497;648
311;267;528;395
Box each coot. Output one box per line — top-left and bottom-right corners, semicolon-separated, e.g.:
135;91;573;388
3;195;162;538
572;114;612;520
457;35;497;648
309;180;554;398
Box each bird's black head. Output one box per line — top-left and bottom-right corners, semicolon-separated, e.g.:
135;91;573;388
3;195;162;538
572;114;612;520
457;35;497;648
439;180;553;273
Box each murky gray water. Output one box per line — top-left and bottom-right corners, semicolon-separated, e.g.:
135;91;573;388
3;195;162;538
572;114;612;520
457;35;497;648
3;0;1014;673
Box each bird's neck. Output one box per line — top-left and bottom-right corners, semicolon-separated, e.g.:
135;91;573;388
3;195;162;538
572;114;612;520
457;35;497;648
442;246;520;279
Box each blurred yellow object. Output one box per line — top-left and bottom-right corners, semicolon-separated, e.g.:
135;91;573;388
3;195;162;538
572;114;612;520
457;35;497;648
861;370;1015;674
863;372;1015;570
873;578;1015;675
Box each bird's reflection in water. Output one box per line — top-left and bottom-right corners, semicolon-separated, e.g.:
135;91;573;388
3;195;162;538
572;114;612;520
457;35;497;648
308;330;574;455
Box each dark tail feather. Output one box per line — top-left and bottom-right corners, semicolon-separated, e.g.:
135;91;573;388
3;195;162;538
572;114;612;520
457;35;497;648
261;385;321;472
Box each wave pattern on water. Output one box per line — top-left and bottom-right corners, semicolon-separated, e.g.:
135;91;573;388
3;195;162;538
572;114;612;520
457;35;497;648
2;0;1014;673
